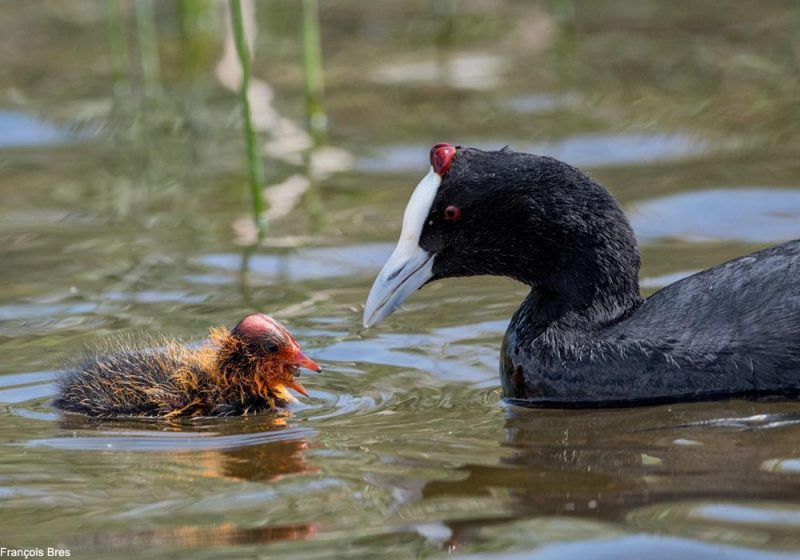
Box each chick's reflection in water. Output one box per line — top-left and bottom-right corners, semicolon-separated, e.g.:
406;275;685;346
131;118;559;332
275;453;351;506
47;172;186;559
58;416;319;551
193;437;318;483
69;521;318;552
59;412;318;482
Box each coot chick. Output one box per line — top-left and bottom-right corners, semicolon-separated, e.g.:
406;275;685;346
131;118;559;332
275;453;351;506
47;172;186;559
364;144;800;406
54;313;321;417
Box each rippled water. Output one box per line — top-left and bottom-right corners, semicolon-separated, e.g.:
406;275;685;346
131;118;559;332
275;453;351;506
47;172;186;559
2;2;800;558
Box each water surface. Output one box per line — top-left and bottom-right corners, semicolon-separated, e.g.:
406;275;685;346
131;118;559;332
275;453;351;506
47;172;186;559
1;1;800;558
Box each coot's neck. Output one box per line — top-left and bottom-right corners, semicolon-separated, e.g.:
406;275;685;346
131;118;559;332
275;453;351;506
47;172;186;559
515;267;641;348
508;185;643;341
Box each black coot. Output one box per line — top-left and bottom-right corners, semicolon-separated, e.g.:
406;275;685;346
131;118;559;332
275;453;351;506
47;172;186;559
363;144;800;406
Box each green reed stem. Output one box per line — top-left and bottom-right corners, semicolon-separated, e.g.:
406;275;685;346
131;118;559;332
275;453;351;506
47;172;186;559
134;0;162;97
107;0;127;90
177;0;216;77
301;0;327;145
229;0;267;236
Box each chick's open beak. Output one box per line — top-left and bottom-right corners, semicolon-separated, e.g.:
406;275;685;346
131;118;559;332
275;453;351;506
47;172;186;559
282;347;320;398
285;379;309;397
293;348;321;373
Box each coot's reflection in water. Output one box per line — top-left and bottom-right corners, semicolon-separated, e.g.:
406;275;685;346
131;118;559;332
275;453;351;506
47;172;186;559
424;402;800;552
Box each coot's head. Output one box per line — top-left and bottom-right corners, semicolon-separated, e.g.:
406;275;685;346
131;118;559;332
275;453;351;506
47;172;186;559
217;313;320;398
363;144;640;327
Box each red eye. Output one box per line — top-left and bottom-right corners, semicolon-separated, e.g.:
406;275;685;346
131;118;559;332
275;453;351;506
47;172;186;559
443;205;460;221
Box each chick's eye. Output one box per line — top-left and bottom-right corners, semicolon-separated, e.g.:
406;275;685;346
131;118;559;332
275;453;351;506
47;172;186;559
443;205;460;221
265;342;279;353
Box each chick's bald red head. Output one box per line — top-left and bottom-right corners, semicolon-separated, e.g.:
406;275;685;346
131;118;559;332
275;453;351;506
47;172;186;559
230;313;320;398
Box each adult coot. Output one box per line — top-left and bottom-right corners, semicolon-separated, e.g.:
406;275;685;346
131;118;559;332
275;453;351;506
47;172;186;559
55;313;321;417
363;144;800;406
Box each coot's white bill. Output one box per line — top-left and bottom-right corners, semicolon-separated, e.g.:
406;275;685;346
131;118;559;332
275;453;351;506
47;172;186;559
363;167;441;327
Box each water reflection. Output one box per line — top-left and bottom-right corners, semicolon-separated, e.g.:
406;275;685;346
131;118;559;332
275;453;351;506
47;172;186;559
63;522;317;554
629;501;800;550
503;92;580;114
195;242;393;283
371;53;507;90
459;534;800;560
0;110;84;148
41;414;314;455
509;403;800;513
419;401;800;551
630;188;800;243
20;411;315;480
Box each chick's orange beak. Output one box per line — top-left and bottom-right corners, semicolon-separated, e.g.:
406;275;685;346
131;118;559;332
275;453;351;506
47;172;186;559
293;348;321;373
285;379;309;397
282;347;320;398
